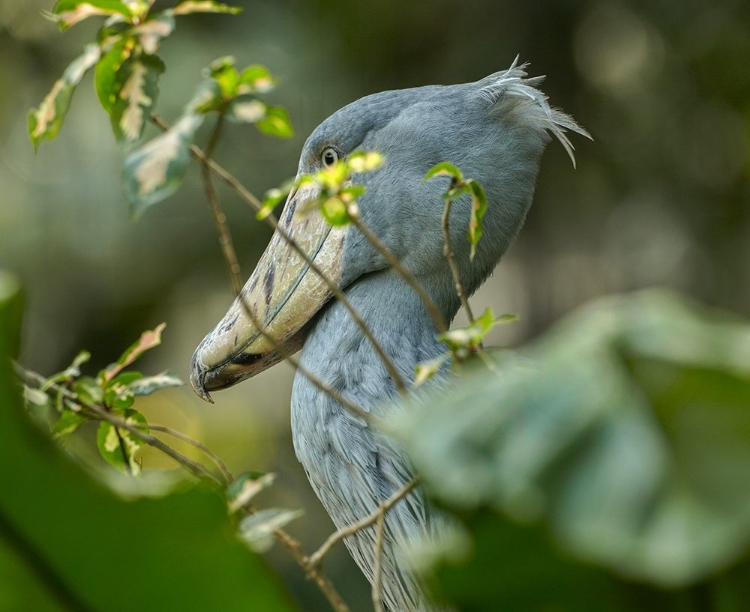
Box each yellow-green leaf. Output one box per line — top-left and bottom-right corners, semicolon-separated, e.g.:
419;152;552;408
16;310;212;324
238;64;275;94
256;105;293;138
424;161;463;182
414;353;451;387
28;44;101;150
467;179;488;262
226;96;266;124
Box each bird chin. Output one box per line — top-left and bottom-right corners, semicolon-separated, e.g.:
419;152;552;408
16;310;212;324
191;324;312;402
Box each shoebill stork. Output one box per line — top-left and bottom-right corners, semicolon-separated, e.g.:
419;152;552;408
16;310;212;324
190;59;588;611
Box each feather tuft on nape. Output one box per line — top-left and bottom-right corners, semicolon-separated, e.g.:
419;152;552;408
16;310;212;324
478;56;592;168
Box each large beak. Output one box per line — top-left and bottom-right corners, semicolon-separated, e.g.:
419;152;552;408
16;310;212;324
190;185;346;402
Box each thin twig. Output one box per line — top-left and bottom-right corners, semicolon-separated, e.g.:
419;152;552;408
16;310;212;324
16;362;353;612
273;529;351;612
346;207;447;333
148;424;233;484
151;115;407;397
232;290;381;427
201;113;243;295
372;503;386;612
308;477;419;568
441;198;475;323
14;364;224;486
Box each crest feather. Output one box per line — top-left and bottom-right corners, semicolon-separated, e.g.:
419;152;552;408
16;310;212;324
478;56;592;168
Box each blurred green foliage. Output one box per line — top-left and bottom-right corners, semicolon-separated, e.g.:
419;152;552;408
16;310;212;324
1;0;749;610
397;291;750;610
0;273;294;611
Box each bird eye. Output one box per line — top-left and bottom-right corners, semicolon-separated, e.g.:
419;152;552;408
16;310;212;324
321;147;339;168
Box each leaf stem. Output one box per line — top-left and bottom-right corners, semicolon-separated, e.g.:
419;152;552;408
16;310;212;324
346;208;447;333
442;196;475;323
201;113;243;295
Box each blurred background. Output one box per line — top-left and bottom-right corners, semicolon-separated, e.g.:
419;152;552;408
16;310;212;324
1;0;749;608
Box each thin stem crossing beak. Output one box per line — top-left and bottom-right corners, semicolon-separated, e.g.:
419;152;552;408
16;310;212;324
190;186;346;401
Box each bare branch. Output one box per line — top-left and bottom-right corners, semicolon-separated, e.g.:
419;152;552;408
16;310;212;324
148;424;233;483
372;503;386;612
201;114;243;296
14;362;353;612
346;207;447;333
308;478;419;568
273;529;351;612
442;197;475;323
150;115;408;397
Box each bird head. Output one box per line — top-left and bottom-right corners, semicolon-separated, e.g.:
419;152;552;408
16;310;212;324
190;59;589;401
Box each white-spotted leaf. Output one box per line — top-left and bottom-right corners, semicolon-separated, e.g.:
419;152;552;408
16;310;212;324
239;508;303;553
171;1;242;15
28;44;102;150
128;370;183;396
123;112;205;216
96;408;149;474
110;53;164;143
52;0;133;31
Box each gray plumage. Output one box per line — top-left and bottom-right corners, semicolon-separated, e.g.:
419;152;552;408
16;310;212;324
288;59;589;610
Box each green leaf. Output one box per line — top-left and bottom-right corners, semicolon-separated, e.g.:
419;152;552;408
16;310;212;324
238;64;276;94
440;183;472;201
467;179;487;261
128;370;183;395
437;308;511;353
95;37;133;113
424;161;463;182
321;196;351;226
256;183;292;220
256;105;293;138
96;408;148;474
238;508;304;553
171;1;242;16
28;44;101;150
109;53;164;143
209;56;240;98
52;0;133;30
339;184;367;203
123;112;205;215
0;281;295;611
52;409;89;438
100;323;166;383
226;95;266;124
414;352;451;387
397;290;750;593
72;375;104;404
132;12;175;55
227;472;276;514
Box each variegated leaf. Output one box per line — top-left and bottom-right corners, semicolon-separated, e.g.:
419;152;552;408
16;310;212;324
110;53;164;143
52;0;133;30
171;1;242;16
239;508;303;553
28;44;101;150
123;111;204;216
96;408;149;474
132;12;175;55
226;95;266;124
128;370;183;396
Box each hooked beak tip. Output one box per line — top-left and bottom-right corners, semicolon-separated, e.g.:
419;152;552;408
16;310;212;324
189;353;214;404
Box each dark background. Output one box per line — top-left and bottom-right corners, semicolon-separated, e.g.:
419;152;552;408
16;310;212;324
1;0;749;608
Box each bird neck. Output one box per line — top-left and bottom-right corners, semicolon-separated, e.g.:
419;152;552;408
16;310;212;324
294;270;454;412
